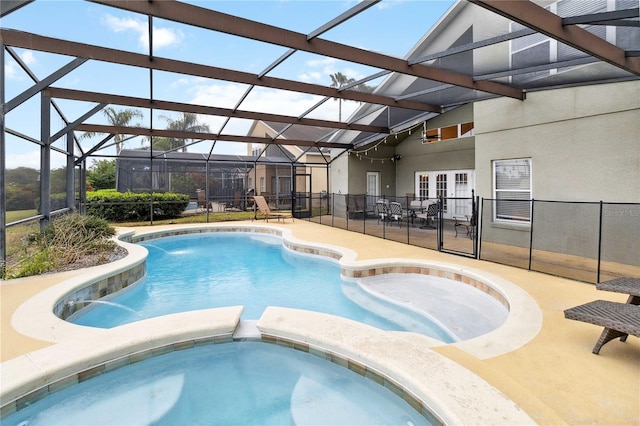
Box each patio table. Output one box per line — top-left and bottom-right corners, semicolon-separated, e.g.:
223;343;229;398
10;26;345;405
596;277;640;305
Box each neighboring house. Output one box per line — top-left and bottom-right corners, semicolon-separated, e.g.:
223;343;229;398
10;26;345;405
246;121;332;200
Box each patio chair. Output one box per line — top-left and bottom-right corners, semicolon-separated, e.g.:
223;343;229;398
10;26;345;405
375;200;388;224
454;215;475;239
253;195;293;223
416;201;437;229
227;191;243;211
388;202;403;227
564;300;640;354
406;200;423;226
347;194;366;219
196;189;207;211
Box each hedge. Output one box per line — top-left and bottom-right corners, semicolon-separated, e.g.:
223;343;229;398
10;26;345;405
86;190;190;221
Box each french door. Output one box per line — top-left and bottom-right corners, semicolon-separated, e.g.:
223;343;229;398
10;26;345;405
366;172;380;210
415;170;474;219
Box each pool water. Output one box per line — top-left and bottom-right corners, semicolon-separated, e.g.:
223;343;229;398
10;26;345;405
72;233;457;341
2;342;434;425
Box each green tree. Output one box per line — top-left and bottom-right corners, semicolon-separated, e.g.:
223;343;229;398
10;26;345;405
160;112;210;152
330;72;355;122
329;72;374;121
50;167;67;194
5;167;39;210
81;107;143;154
149;136;175;152
86;159;116;190
6;167;39;185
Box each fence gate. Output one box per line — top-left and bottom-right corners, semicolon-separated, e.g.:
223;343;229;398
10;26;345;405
292;173;311;218
439;194;478;258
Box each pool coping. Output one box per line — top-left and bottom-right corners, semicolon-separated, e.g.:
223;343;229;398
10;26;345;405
2;223;541;425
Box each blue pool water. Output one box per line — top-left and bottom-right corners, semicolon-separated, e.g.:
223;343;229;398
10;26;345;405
72;233;456;342
3;342;434;425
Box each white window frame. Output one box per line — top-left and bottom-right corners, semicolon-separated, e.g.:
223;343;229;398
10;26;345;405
493;158;532;223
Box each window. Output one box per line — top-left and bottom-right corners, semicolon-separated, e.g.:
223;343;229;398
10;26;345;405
493;159;532;223
417;173;429;198
422;122;474;144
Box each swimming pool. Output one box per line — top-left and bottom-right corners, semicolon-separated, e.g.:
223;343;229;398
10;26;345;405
2;341;434;425
3;225;541;425
71;234;462;340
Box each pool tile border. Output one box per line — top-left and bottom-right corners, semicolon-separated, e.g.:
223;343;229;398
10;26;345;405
260;333;444;426
1;334;234;419
127;224;510;311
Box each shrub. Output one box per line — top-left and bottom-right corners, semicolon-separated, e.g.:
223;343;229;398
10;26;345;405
5;213;118;279
86;190;189;221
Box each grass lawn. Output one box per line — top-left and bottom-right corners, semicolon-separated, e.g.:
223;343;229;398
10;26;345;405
6;209;38;223
113;210;257;227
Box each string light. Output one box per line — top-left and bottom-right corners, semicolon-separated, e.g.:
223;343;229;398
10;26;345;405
347;121;424;163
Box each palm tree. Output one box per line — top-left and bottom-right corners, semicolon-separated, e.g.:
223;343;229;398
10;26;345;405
161;112;210;152
330;72;355;122
81;107;143;154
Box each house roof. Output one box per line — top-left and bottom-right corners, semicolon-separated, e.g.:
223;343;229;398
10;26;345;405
261;122;332;156
2;0;638;161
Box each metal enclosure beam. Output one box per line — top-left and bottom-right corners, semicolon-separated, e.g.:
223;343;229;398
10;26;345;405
46;88;389;134
0;0;34;17
0;43;5;272
40;93;51;226
0;29;440;113
75;124;354;150
90;0;524;100
66;131;75;211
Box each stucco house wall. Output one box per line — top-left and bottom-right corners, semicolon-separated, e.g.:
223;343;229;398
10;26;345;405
474;80;640;203
473;80;640;263
395;104;476;197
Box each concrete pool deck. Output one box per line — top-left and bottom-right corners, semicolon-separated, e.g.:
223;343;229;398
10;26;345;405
1;220;638;424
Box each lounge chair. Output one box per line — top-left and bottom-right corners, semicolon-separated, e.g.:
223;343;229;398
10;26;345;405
253;195;293;223
564;300;640;354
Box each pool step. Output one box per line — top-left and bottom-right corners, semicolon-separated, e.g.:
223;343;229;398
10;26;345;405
233;320;261;340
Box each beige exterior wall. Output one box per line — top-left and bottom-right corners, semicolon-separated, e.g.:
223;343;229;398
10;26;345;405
474;80;640;203
394;104;476;197
247;121;330;194
474;80;639;263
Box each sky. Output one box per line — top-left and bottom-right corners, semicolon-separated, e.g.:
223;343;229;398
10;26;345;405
3;0;455;169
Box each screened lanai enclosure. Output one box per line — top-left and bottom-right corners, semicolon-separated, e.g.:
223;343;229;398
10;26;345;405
114;150;307;211
2;0;639;280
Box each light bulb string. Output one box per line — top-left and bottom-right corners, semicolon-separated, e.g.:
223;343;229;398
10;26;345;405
348;121;426;159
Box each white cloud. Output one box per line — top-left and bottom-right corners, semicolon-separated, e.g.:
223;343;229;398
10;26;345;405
4;51;38;80
179;80;359;155
377;0;405;10
298;57;366;85
103;14;183;50
298;71;323;83
5;150;66;170
4;60;21;80
21;51;37;66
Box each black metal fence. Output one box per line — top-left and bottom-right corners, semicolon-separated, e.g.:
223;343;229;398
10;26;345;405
299;194;640;284
477;199;640;283
5;192;638;284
